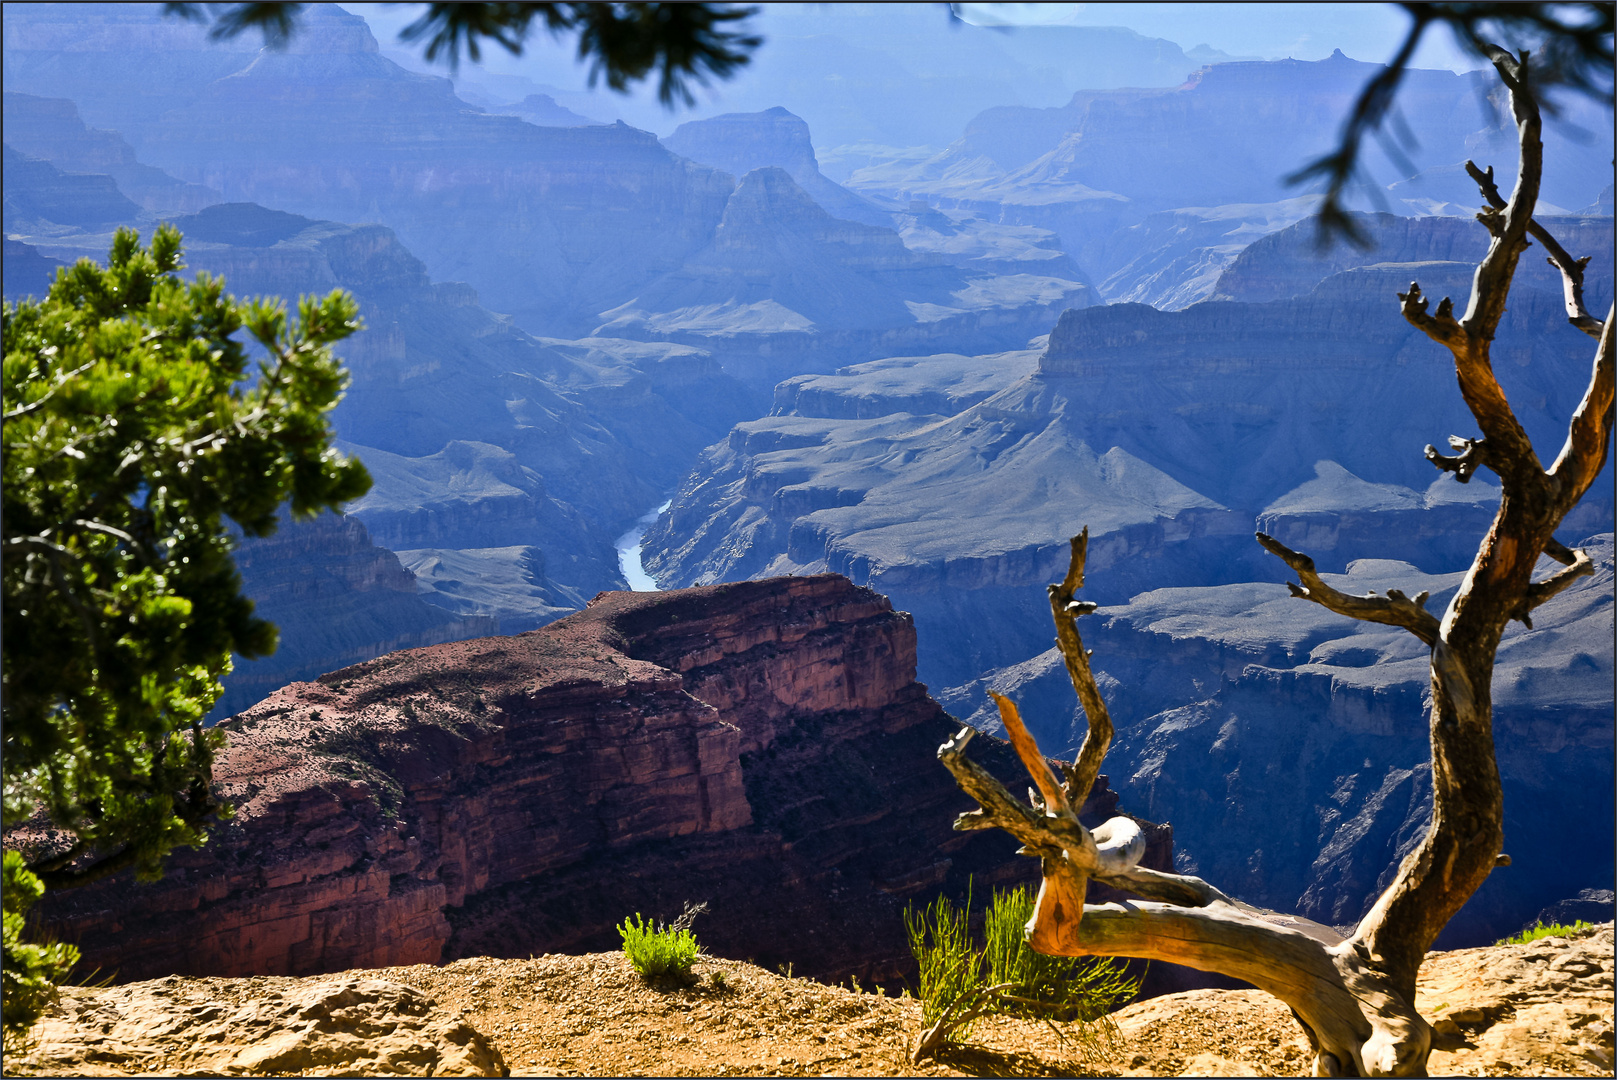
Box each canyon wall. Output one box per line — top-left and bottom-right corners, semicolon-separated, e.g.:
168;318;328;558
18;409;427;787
30;576;1163;987
646;213;1613;692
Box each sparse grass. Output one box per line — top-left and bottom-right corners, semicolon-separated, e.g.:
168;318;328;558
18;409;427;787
617;905;705;981
905;882;1140;1062
1496;919;1596;945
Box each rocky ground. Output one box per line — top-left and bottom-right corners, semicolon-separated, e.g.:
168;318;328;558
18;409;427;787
14;925;1611;1077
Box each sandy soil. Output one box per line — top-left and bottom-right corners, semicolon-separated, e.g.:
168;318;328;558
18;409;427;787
14;925;1612;1077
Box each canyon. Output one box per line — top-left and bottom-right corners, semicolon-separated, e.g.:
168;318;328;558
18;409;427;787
5;0;1612;980
639;211;1615;944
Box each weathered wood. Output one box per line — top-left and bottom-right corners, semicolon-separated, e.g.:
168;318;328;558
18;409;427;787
1463;160;1606;339
1047;528;1113;810
1255;532;1440;645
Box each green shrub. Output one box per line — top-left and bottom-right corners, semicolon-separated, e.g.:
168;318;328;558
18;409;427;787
906;882;1139;1061
905;886;984;1038
3;851;80;1051
984;885;1141;1022
618;913;700;979
1496;919;1596;945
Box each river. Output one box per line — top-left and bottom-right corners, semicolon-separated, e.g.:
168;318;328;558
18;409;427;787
614;500;672;591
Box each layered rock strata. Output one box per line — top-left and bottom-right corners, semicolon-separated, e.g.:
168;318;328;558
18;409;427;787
31;576;1165;987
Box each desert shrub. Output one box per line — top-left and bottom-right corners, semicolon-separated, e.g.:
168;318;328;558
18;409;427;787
1496;919;1597;946
906;888;984;1039
906;882;1139;1060
984;885;1140;1021
618;912;700;979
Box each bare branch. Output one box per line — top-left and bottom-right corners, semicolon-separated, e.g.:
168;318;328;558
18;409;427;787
1513;545;1596;627
1094;864;1229;909
940;727;1086;855
1255;532;1441;645
937;608;1430;1074
1547;308;1617;506
1543;537;1579;566
1423;434;1493;482
1047;529;1113;807
1397;281;1467;350
1461;46;1541;343
989;694;1070;817
938;726;1219;908
1391;46;1553;489
1465;161;1606;338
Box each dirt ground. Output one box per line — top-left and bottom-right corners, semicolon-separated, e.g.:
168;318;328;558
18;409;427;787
13;925;1613;1078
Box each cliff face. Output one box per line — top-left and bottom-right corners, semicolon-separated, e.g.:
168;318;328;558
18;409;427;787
1212;212;1616;306
2;92;220;213
662;107;894;229
32;576;1158;986
7;5;735;336
644;361;1246;686
2;144;137;227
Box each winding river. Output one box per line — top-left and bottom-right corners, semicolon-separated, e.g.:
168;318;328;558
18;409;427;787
614;500;672;591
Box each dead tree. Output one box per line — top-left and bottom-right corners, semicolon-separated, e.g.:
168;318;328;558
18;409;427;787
934;47;1612;1077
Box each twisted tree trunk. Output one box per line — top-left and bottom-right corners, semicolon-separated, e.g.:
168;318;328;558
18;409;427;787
934;47;1612;1078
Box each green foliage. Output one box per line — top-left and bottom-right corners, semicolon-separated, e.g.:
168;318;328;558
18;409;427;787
2;851;79;1049
906;883;1140;1059
2;225;370;891
618;913;700;979
1496;919;1596;945
904;884;983;1036
983;885;1140;1022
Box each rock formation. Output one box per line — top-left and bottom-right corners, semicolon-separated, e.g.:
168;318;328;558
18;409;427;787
848;50;1613;259
486;92;604;129
1;236;62;301
5;7;1097;365
663;106;896;228
6;186;759;676
21;975;506;1077
1085;197;1316;308
29;576;1166;988
644;236;1612;689
644;350;1244;684
7;4;736;335
2;91;220;213
2;144;137;227
1212;211;1616;306
594;164;1092;388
